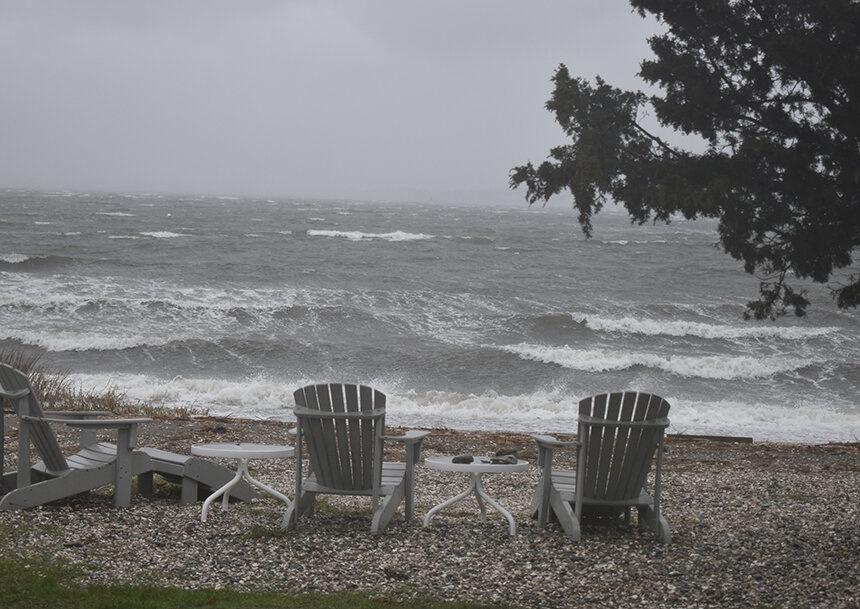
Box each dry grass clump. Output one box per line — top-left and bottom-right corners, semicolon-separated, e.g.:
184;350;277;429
0;346;207;420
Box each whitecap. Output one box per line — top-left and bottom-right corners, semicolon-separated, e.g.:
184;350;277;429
0;253;31;263
67;372;304;414
583;315;837;340
0;325;172;352
500;343;811;380
668;398;860;444
58;374;860;444
387;388;860;444
140;231;190;239
307;229;432;241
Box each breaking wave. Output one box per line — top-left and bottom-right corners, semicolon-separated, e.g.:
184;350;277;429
0;325;174;352
307;229;432;241
62;373;860;443
582;315;837;340
140;231;190;238
500;343;812;380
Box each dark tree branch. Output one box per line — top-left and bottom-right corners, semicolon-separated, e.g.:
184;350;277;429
510;0;860;319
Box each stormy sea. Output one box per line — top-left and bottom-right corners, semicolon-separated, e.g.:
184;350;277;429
1;189;858;443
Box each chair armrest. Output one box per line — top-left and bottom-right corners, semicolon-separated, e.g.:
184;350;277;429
531;434;578;449
383;430;430;465
22;416;151;451
531;434;578;468
31;416;151;428
42;410;114;419
382;430;430;444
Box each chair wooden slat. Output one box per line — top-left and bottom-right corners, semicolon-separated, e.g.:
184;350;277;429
595;392;623;498
581;393;606;499
359;385;375;488
605;391;637;501
344;384;363;487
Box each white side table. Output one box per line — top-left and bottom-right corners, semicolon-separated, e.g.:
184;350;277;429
191;442;294;522
423;455;529;535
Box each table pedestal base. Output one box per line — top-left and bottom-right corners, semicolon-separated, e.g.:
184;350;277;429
201;458;292;522
423;472;517;535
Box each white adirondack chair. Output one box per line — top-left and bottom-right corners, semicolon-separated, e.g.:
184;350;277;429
0;363;255;509
283;383;428;534
531;391;672;543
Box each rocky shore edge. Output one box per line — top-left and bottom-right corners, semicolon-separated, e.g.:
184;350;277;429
3;416;858;608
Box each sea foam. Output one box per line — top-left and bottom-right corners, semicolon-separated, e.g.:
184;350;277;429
0;326;172;352
307;229;432;241
140;231;189;238
64;373;860;443
0;253;32;264
583;315;836;340
500;343;811;380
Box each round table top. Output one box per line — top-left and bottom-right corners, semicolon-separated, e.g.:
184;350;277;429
424;455;529;474
191;442;294;459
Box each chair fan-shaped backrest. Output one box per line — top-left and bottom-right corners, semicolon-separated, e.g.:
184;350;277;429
293;383;385;491
0;363;68;473
578;392;670;502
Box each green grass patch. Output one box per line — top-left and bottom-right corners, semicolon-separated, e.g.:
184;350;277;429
0;520;62;540
433;509;481;518
312;497;373;517
0;557;507;609
242;523;295;540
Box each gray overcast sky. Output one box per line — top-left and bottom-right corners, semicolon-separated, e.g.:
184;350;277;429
0;1;661;203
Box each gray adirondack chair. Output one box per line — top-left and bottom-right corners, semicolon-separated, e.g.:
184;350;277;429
531;391;672;543
0;363;255;509
283;383;429;534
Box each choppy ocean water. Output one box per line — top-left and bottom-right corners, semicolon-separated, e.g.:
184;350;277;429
1;189;858;443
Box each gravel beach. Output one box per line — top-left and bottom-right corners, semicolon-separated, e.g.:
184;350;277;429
3;416;858;608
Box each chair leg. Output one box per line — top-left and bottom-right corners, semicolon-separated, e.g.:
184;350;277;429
550;494;580;540
282;490;316;529
638;505;672;544
282;500;298;529
138;471;154;497
298;491;315;517
532;474;553;528
113;428;133;508
180;477;199;504
372;484;404;535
